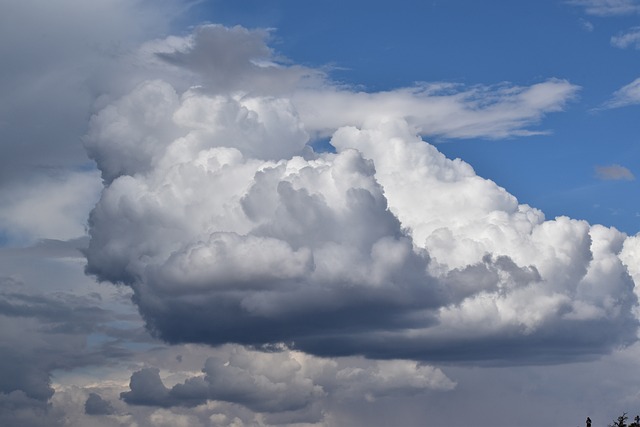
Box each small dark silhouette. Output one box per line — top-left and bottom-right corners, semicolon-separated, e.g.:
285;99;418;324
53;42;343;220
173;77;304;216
609;412;632;427
586;412;640;427
613;413;626;427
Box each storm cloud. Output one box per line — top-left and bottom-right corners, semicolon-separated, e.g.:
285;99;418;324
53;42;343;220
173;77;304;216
83;24;640;366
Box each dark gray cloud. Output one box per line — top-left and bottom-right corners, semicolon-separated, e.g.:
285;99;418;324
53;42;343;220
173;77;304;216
121;368;171;407
0;291;109;334
0;238;147;425
0;345;54;402
121;365;322;419
0;391;62;427
155;25;323;96
84;393;115;416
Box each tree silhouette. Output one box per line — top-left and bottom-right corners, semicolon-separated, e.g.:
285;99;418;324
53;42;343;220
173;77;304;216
609;413;627;427
607;413;640;427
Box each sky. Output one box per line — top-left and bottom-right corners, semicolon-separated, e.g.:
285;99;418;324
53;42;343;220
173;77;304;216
1;1;640;426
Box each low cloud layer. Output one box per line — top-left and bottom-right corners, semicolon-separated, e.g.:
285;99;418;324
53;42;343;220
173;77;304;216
0;241;142;427
84;24;639;366
120;345;454;424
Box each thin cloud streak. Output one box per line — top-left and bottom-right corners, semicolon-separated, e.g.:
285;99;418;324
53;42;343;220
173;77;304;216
601;77;640;109
568;0;640;16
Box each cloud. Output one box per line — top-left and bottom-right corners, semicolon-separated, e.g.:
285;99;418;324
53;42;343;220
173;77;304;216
148;25;579;140
154;25;325;95
45;340;640;427
0;238;149;425
0;170;102;245
595;164;636;180
0;2;637;424
611;27;640;48
0;282;119;406
602;77;640;108
121;368;172;407
0;391;62;427
120;345;454;424
0;0;185;185
581;19;595;32
568;0;640;15
84;393;115;416
293;79;578;140
83;24;639;366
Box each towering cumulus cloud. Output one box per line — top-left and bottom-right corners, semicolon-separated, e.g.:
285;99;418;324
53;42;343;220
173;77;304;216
85;24;639;365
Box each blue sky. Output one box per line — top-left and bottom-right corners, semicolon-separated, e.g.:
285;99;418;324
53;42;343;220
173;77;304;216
2;1;640;427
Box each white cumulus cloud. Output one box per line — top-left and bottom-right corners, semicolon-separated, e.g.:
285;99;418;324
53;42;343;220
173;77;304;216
83;24;638;367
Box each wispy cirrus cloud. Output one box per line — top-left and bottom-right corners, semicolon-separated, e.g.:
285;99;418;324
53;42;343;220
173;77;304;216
568;0;640;15
602;77;640;108
611;27;640;48
293;78;579;140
